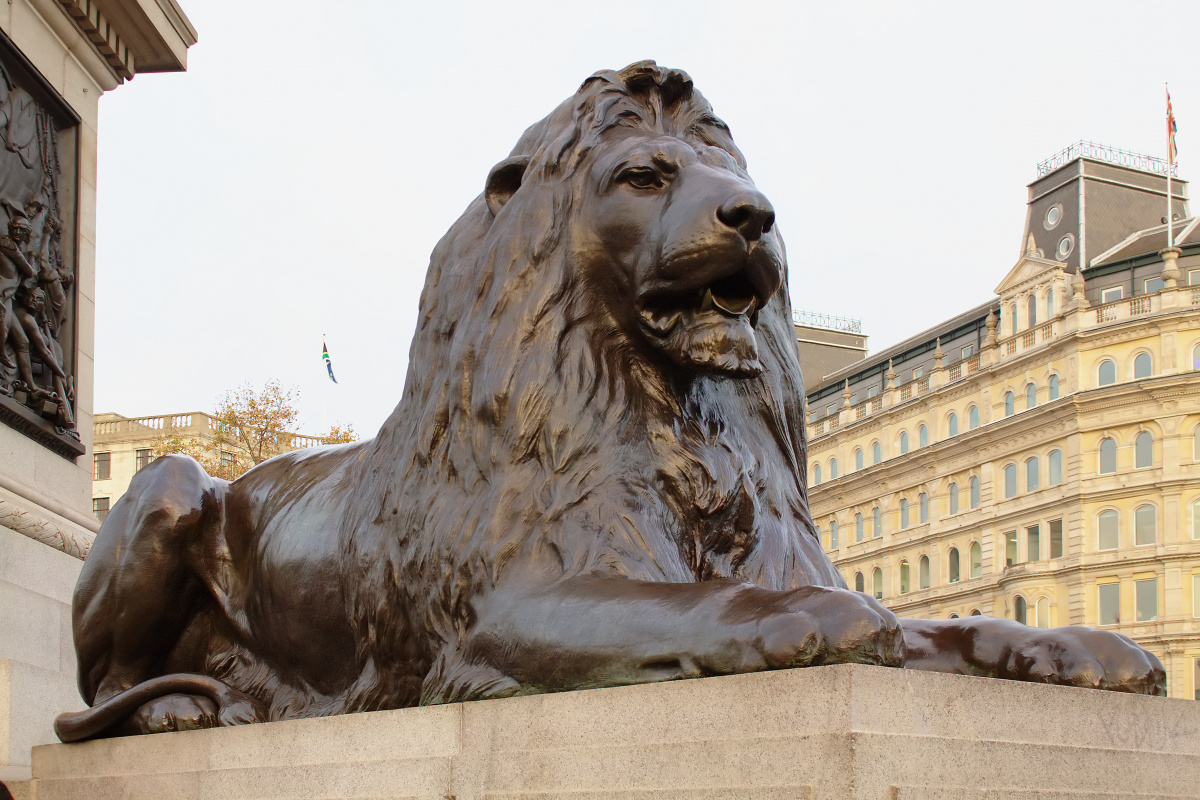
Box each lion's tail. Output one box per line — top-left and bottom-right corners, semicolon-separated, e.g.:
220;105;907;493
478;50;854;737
54;674;263;743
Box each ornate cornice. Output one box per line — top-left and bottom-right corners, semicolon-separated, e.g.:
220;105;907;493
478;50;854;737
0;489;93;559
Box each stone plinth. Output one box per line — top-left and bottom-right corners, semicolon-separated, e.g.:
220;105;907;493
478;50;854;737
23;664;1200;799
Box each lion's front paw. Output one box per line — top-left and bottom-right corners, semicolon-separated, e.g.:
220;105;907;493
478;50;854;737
1000;626;1165;696
758;587;904;670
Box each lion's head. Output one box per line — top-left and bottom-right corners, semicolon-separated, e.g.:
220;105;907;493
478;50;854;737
481;62;784;379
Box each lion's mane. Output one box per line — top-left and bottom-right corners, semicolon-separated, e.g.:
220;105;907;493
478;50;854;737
338;62;842;707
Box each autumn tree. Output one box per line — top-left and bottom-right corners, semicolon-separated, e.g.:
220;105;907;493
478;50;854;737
153;380;359;481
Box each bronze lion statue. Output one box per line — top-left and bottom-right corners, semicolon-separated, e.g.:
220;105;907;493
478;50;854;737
57;62;1164;741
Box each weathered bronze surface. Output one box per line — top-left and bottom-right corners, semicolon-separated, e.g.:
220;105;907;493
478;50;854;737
0;30;82;458
57;62;1164;742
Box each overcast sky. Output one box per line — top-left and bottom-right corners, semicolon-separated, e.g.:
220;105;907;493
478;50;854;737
92;0;1200;437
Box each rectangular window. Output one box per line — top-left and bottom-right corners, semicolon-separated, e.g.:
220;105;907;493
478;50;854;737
92;497;110;524
868;386;879;398
1145;277;1166;293
1101;286;1124;303
827;404;837;415
1049;519;1064;559
1005;531;1017;567
135;449;153;473
912;367;924;380
961;344;975;359
1098;582;1120;626
93;451;111;481
1194;574;1200;618
1189;268;1200;286
1027;525;1040;561
1136;578;1158;622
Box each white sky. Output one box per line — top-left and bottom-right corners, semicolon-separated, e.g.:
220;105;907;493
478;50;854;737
93;0;1200;437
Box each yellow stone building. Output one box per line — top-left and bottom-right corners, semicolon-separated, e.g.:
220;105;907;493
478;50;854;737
804;143;1200;699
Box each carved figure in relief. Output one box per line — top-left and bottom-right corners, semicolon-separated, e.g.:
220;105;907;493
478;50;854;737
0;214;35;374
56;62;1164;743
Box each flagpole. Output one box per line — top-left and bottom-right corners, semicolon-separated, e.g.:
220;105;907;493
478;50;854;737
1167;84;1174;247
322;334;328;435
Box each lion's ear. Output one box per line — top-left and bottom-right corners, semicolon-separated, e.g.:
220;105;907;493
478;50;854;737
485;155;531;217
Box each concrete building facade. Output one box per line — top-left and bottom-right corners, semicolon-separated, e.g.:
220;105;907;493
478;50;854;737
805;147;1200;699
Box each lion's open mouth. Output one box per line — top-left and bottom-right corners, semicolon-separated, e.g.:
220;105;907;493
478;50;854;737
637;268;763;377
638;269;759;335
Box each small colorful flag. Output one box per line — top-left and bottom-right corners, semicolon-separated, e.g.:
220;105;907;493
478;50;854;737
322;340;337;384
1168;90;1179;163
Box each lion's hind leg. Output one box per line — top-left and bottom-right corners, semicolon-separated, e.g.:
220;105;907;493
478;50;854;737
72;454;234;718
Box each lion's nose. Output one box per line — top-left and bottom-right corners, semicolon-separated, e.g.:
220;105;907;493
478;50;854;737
717;192;775;242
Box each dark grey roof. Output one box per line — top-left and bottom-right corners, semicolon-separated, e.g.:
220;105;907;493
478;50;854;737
806;297;999;397
1091;217;1200;266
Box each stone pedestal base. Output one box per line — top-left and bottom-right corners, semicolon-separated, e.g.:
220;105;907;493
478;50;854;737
24;664;1200;799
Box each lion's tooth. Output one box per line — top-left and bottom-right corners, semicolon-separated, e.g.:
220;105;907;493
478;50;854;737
711;292;753;316
701;288;715;311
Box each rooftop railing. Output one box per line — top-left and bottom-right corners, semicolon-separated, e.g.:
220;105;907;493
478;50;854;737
1037;140;1178;178
793;310;863;334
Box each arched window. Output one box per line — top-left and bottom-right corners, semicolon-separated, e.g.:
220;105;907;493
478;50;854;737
1049;374;1060;400
1195;427;1200;460
899;431;909;454
900;560;910;593
948;482;958;514
969;541;982;578
969;608;982;616
830;457;839;479
872;441;881;464
948;412;958;437
873;506;882;537
1026;457;1039;491
900;499;909;528
1049;449;1063;485
919;492;928;523
1098;509;1119;550
1194;342;1200;369
919;555;930;589
1046;289;1054;318
948;548;960;583
1134;352;1152;379
1194;498;1200;539
855;448;863;470
1099;437;1117;474
969;476;980;509
872;567;883;600
1036;597;1050;628
1135;504;1156;546
1014;595;1028;625
1004;391;1015;417
1025;383;1036;410
812;463;821;485
829;520;839;549
1009;303;1018;335
1135;432;1152;468
949;613;959;619
1004;463;1017;498
968;405;979;430
1027;295;1037;328
918;425;928;448
855;513;864;542
1098;359;1117;386
855;571;865;592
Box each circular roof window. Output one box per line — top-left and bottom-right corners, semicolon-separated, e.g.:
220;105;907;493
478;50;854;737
1057;233;1075;259
1044;204;1063;230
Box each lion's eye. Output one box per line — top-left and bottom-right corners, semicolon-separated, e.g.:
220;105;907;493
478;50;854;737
620;167;663;190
